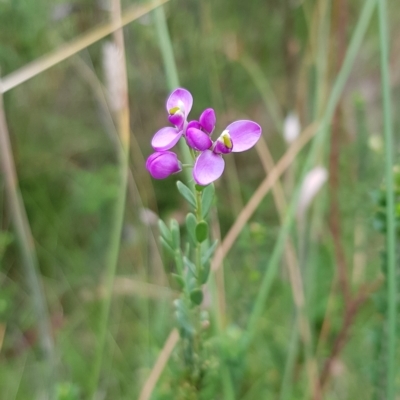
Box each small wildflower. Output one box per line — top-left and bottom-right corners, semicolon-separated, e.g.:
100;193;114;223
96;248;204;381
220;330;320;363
151;88;193;151
146;151;182;179
147;89;261;185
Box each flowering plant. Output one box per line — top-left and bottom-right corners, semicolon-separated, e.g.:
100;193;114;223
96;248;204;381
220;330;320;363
146;88;262;185
145;88;261;392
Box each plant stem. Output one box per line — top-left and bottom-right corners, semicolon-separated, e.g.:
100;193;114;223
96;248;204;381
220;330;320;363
245;0;377;346
0;93;56;399
89;0;130;396
153;5;192;172
378;1;397;398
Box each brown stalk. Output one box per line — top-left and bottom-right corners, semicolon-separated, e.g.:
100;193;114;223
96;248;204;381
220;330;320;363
138;329;180;400
212;122;317;273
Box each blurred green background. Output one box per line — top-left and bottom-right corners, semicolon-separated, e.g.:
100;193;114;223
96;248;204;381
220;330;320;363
0;0;399;399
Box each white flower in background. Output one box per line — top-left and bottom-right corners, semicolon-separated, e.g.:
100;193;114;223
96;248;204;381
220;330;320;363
368;134;383;154
283;112;301;144
297;166;328;219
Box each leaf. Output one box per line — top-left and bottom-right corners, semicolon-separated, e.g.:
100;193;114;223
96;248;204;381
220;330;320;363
160;237;175;257
174;299;194;334
201;240;218;265
171;273;185;289
177;181;196;208
170;219;180;249
185;213;197;243
184;256;197;278
200;262;210;284
195;221;208;243
201;184;215;218
190;289;203;305
158;219;172;242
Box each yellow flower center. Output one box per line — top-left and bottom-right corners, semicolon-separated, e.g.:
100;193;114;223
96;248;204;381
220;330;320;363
220;131;232;148
169;106;180;115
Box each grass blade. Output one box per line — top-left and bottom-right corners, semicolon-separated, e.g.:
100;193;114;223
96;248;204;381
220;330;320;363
378;1;397;398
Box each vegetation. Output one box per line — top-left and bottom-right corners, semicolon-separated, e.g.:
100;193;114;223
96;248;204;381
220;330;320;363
0;0;398;399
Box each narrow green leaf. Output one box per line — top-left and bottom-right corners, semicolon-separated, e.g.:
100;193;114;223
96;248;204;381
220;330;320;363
201;184;215;218
174;299;194;334
195;221;208;243
185;213;197;243
160;237;175;257
190;289;203;305
184;256;197;278
170;219;180;249
177;181;196;208
171;273;185;289
201;240;218;265
200;262;210;284
158;219;171;242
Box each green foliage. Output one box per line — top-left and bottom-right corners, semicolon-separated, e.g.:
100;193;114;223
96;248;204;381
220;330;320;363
189;288;203;305
177;181;196;208
201;184;215;218
1;0;398;398
195;220;208;243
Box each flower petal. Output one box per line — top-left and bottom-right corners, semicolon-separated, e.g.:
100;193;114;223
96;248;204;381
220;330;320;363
193;150;225;186
166;88;193;116
187;120;202;131
199;108;216;134
225;120;262;152
168;112;185;129
146;151;182;179
151;127;182;151
186;127;212;151
214;139;232;154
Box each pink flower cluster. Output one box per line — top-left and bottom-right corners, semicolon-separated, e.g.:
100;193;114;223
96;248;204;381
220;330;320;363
146;88;262;186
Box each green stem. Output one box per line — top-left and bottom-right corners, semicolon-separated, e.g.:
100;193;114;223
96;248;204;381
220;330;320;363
279;317;300;400
89;2;130;396
245;0;377;346
153;5;192;172
0;93;56;399
378;1;397;398
195;190;202;283
89;145;129;397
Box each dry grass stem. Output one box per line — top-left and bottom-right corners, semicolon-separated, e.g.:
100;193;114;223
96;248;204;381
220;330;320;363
138;329;180;400
211;122;318;273
81;277;177;301
0;0;169;93
0;324;5;354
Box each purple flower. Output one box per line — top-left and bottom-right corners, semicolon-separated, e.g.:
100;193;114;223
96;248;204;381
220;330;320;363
146;151;182;179
192;120;262;186
185;108;216;151
151;88;193;152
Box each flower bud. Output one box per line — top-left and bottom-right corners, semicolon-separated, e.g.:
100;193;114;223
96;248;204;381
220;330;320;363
283;112;300;144
146;151;182;179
